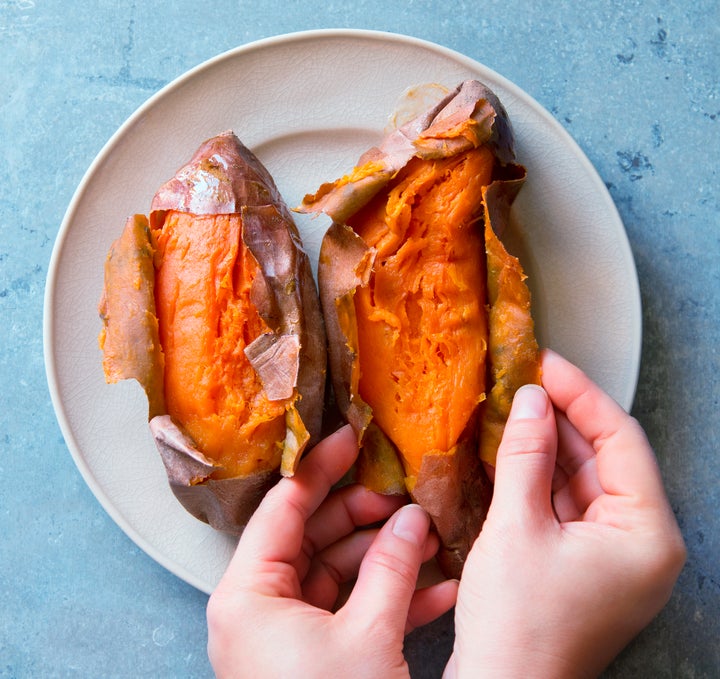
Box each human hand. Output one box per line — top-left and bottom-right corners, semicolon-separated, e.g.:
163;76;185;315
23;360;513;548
207;424;458;679
444;349;686;679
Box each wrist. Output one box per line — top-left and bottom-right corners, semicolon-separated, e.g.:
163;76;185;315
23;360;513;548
446;639;588;679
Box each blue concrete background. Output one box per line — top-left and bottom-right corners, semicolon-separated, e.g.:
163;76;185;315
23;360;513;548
2;1;718;677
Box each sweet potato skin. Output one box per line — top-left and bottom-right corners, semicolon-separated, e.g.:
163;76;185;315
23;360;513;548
99;131;326;534
98;214;165;419
302;81;540;576
150;415;278;533
411;421;493;578
480;176;542;464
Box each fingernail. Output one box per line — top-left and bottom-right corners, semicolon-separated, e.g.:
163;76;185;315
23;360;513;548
392;504;429;546
511;384;549;420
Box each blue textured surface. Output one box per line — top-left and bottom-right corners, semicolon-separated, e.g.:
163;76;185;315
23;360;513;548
2;2;718;677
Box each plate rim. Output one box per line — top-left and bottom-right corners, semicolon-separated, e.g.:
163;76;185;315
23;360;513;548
43;28;642;594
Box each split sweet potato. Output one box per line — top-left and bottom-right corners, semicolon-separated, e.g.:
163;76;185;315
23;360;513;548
299;80;540;577
99;131;326;533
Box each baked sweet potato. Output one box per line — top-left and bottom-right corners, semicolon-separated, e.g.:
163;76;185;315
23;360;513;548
99;131;326;533
299;80;540;576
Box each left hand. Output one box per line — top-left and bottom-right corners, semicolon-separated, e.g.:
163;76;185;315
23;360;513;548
207;425;458;679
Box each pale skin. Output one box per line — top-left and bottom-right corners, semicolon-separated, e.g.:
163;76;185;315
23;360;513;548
206;423;457;679
207;350;686;678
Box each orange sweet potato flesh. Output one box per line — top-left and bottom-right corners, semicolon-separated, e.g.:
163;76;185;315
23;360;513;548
300;80;540;576
350;147;494;477
153;211;286;479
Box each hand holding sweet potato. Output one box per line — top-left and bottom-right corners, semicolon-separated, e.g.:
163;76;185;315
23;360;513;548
446;351;686;677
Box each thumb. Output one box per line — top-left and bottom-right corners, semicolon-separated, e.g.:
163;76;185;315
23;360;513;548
490;384;557;526
340;504;430;635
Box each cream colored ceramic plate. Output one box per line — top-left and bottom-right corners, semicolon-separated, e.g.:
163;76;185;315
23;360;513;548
44;29;641;594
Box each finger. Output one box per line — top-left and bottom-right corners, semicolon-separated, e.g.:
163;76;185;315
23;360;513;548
541;349;667;502
302;529;380;610
405;580;459;634
340;504;431;635
302;523;442;610
551;410;604;521
290;423;361;508
491;455;566;491
297;485;405;575
554;407;598;480
225;425;359;585
552;456;600;522
489;384;558;527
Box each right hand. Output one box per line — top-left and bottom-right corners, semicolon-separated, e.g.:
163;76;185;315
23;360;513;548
444;349;686;679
